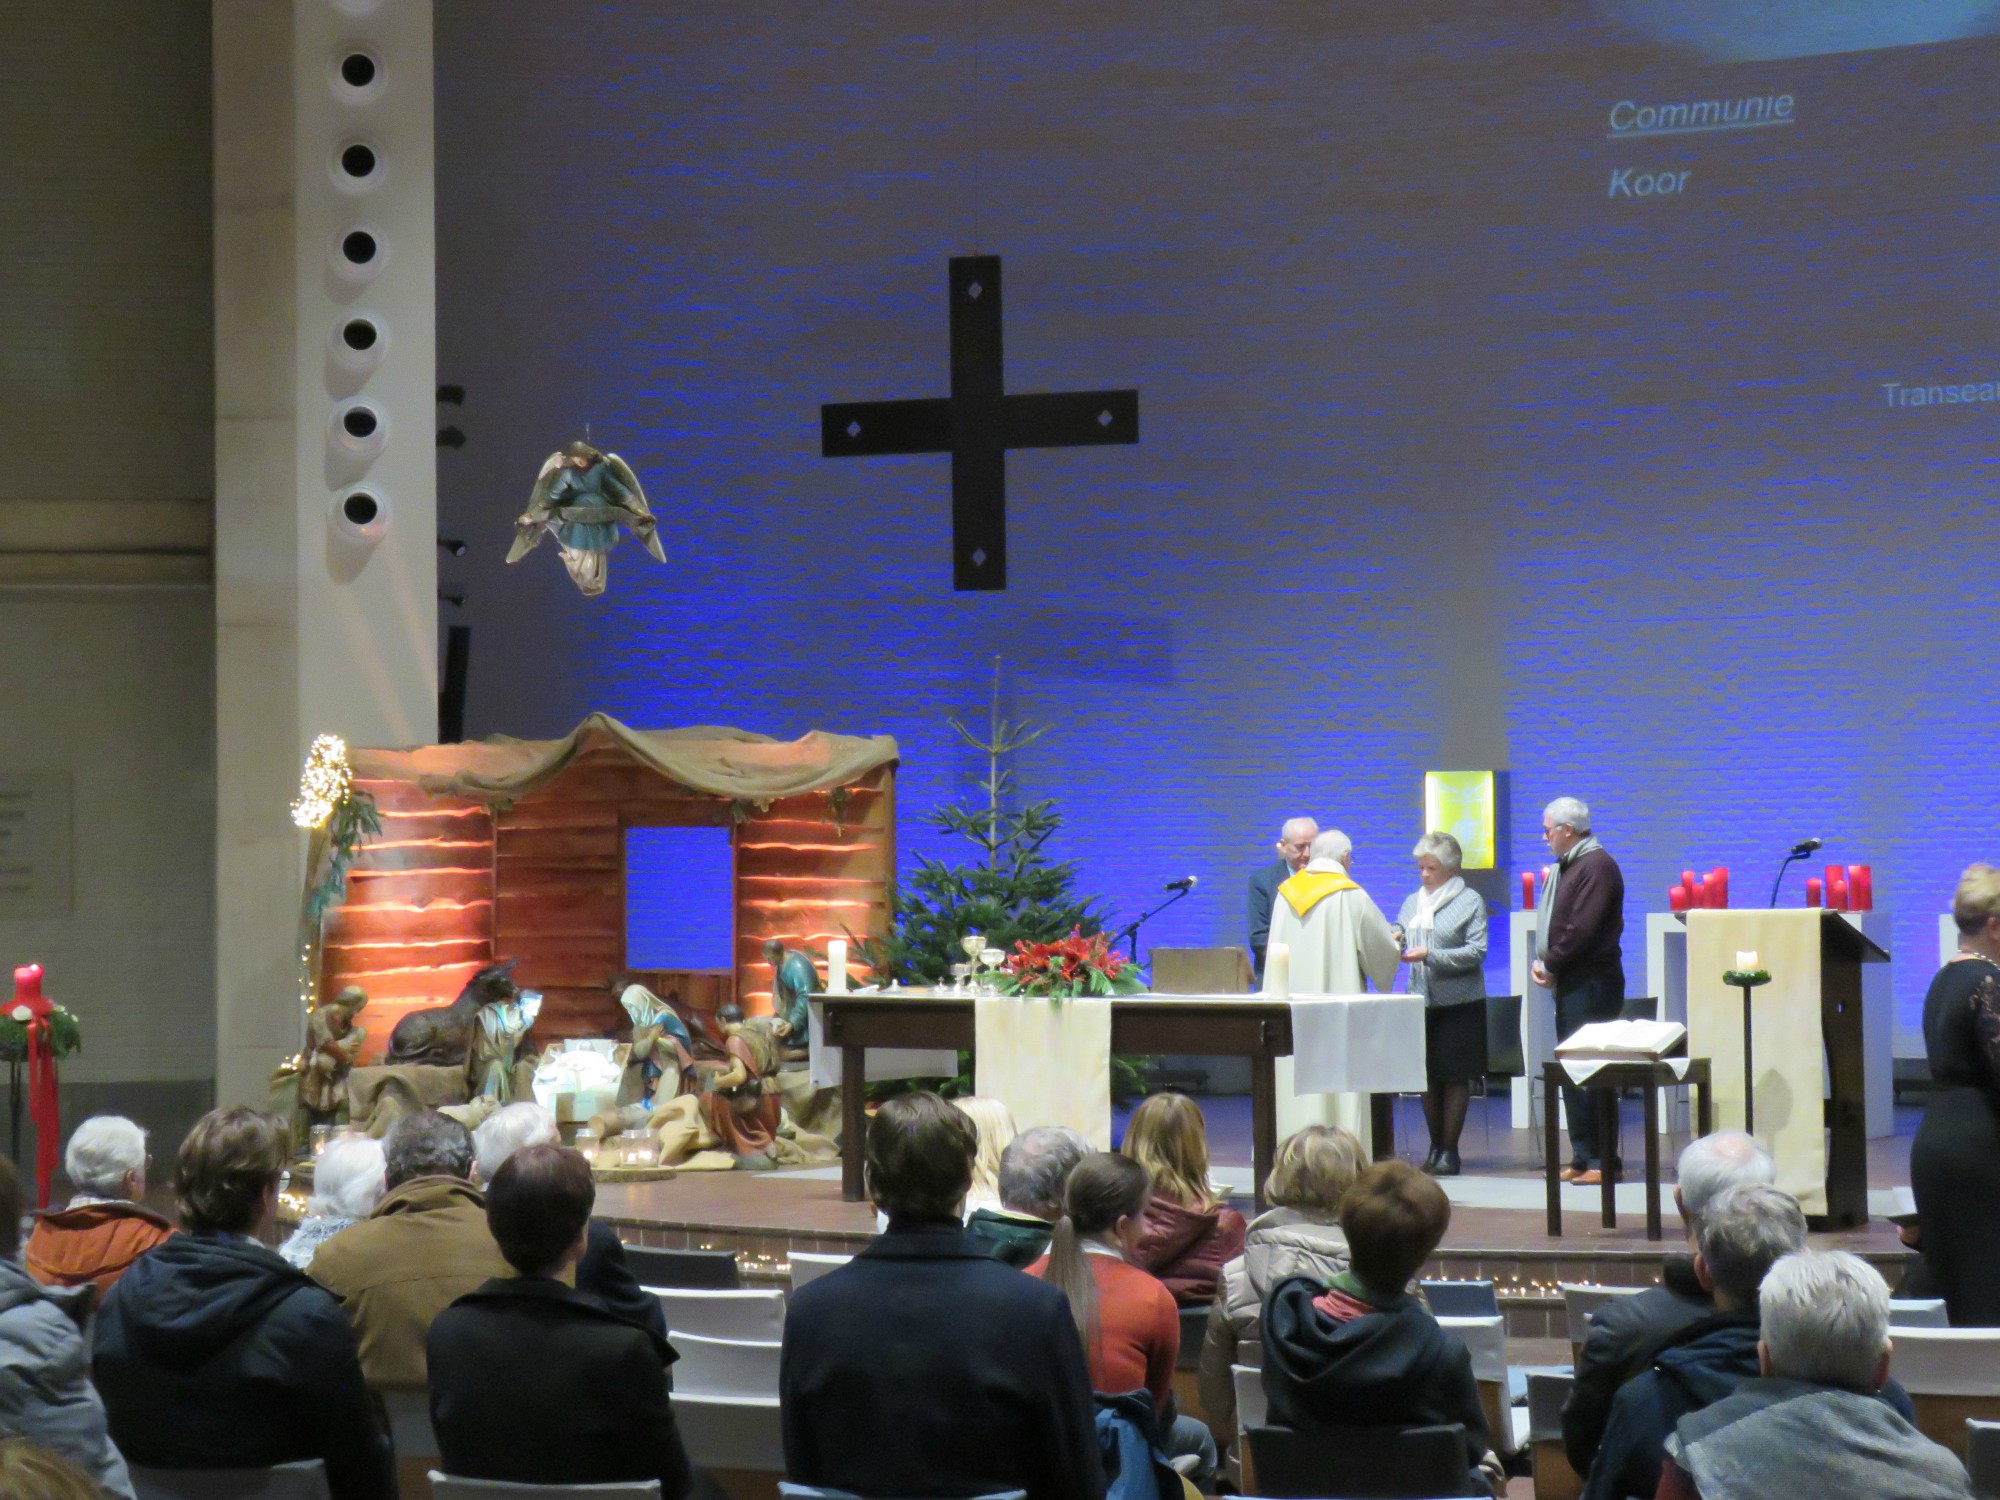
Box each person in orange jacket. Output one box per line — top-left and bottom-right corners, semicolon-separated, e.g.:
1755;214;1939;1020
24;1117;174;1293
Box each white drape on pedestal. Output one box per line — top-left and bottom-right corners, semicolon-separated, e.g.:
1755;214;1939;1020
974;996;1113;1150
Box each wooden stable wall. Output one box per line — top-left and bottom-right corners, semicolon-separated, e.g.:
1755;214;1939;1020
317;748;896;1055
736;773;895;1010
321;778;496;1065
493;749;897;1042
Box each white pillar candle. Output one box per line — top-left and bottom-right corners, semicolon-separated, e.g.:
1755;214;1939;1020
826;938;848;994
1263;942;1291;999
1734;950;1759;972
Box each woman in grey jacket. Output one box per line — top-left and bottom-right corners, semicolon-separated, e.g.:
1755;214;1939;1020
0;1156;134;1500
1392;832;1489;1177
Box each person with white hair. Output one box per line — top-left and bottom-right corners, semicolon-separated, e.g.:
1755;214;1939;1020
23;1116;175;1292
1250;816;1319;978
1391;831;1489;1175
1580;1184;1818;1500
277;1133;386;1270
472;1101;665;1340
1657;1250;1969;1500
1563;1131;1775;1472
1531;796;1627;1183
1263;828;1403;1151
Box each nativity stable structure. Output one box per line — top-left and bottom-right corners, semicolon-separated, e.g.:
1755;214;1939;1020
298;714;898;1062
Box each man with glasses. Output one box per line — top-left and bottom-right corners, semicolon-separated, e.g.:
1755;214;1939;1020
1250;816;1319;979
1532;797;1627;1184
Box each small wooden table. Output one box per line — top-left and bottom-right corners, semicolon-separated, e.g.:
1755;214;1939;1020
819;993;1401;1212
1544;1057;1713;1240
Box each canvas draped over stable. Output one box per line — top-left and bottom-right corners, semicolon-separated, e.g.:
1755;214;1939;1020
348;713;900;805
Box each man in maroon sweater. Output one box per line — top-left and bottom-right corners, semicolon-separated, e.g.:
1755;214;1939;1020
1532;796;1627;1183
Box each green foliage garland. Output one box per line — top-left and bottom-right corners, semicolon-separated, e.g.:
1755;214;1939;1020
0;1005;82;1063
305;787;383;922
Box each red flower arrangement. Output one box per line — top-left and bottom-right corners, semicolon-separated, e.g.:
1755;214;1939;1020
999;928;1145;1001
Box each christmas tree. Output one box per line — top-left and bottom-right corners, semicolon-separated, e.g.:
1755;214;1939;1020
858;666;1107;985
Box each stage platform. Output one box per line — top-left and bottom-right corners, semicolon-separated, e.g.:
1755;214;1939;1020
595;1094;1917;1338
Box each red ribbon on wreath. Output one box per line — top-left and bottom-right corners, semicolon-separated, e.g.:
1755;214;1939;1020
11;965;61;1208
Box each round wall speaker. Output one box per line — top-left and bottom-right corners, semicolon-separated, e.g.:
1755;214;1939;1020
330;137;385;193
329;484;391;542
328;224;388;283
328;311;387;371
330;48;384;103
329;398;389;458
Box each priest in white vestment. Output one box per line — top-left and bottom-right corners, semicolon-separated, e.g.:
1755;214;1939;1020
1265;828;1403;1148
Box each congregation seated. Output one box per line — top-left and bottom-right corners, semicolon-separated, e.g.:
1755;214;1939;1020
1582;1183;1816;1500
967;1124;1090;1267
428;1144;704;1499
1199;1124;1365;1455
308;1108;512;1390
954;1095;1019;1216
473;1101;666;1338
93;1106;393;1500
1564;1130;1774;1473
1262;1159;1501;1496
1658;1250;1972;1500
25;1116;175;1292
781;1093;1104;1500
276;1132;384;1270
1122;1091;1247;1306
1031;1150;1218;1486
0;1153;135;1499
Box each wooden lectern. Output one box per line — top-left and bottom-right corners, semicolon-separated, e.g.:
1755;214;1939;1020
1685;908;1887;1227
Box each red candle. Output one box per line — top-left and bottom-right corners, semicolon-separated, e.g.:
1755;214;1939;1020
1681;869;1698;902
1714;867;1729;908
1668;884;1690;913
1703;873;1721;909
1805;876;1822;907
1849;864;1872;912
1522;871;1535;911
1825;863;1842;900
1830;876;1849;911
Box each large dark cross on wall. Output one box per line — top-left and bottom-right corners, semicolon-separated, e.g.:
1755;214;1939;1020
820;256;1139;591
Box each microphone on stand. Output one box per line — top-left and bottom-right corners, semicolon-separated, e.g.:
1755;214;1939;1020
1769;838;1826;906
1163;875;1198;893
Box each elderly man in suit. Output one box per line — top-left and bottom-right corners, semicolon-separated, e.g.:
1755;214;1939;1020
1249;816;1318;978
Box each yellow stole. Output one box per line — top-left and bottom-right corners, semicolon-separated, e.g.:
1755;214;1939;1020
1278;867;1360;918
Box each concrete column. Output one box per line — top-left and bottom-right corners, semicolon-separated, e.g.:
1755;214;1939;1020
214;0;435;1106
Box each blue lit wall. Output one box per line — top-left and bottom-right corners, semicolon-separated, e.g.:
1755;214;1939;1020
435;4;2000;1050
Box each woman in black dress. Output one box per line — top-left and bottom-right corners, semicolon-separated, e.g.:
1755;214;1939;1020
1910;861;2000;1325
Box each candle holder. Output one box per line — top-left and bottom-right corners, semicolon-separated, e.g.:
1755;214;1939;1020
1722;967;1771;1133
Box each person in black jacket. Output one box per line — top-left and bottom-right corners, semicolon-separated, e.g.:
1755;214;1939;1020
92;1108;393;1500
472;1102;667;1339
1262;1160;1499;1496
1563;1131;1775;1474
1582;1184;1817;1500
1249;817;1318;977
429;1144;702;1498
781;1093;1104;1500
1531;796;1627;1181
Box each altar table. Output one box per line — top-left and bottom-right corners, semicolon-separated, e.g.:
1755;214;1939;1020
818;992;1421;1211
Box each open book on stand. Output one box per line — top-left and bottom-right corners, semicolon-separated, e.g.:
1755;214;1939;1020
1555;1018;1687;1060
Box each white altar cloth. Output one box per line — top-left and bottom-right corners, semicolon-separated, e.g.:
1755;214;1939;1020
1273;992;1425;1153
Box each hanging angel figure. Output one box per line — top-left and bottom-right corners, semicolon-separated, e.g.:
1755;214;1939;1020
506;441;666;597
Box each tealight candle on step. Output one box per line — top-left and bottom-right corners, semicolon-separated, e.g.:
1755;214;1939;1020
1735;950;1759;973
826;938;848;994
1263;943;1291;999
